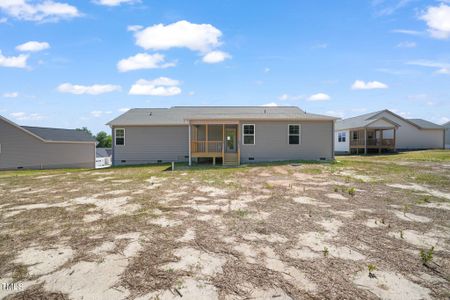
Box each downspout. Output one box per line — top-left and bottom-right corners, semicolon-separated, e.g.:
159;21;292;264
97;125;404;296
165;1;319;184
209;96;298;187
111;126;115;167
331;120;335;160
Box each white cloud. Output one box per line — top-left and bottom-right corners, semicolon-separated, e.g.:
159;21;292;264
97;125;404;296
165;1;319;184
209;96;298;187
407;60;450;75
10;112;44;121
134;20;223;53
278;94;303;101
118;107;130;113
0;0;80;22
262;102;278;107
94;0;139;6
391;29;423;36
351;80;388;90
264;67;270;73
308;93;330;101
127;24;143;32
16;41;50;52
3;92;18;98
129;77;181;96
57;83;121;95
420;4;450;39
396;41;416;48
117;53;175;72
0;51;28;68
202;51;231;63
311;42;328;49
0;17;7;23
90;110;112;118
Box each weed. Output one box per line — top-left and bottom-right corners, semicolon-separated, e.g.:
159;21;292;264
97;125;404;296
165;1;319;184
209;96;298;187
403;204;409;216
348;187;356;197
368;264;377;278
235;209;249;218
420;246;434;266
400;230;404;239
334;187;339;193
323;247;329;257
381;218;385;225
12;265;28;282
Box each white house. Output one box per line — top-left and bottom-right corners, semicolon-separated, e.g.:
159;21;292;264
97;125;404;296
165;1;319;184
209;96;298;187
335;110;444;154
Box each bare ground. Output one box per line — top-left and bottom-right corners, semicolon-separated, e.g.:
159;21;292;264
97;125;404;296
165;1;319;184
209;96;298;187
0;152;449;299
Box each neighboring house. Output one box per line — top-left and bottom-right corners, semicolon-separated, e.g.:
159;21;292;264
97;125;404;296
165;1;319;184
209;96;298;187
0;115;96;170
96;148;112;168
106;106;337;166
335;110;444;154
444;121;450;149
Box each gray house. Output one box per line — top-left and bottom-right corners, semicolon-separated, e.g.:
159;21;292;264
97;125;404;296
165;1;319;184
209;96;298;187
0;115;96;170
444;121;450;149
107;106;337;166
335;110;445;154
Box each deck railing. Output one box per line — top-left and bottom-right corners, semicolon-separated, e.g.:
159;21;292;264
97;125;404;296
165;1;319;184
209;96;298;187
191;141;223;153
350;138;394;147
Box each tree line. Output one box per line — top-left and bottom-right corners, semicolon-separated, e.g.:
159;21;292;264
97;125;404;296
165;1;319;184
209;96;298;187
76;127;112;148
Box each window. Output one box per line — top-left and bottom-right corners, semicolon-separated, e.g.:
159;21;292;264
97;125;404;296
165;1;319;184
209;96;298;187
288;124;300;144
352;131;358;140
115;128;125;146
243;124;255;145
338;132;346;142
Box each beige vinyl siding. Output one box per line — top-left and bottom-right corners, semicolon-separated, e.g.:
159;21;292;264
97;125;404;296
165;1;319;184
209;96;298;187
375;112;444;149
0;118;95;170
112;125;189;165
239;120;333;162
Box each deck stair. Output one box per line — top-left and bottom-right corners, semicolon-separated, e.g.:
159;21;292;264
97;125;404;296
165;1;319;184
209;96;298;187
223;153;239;166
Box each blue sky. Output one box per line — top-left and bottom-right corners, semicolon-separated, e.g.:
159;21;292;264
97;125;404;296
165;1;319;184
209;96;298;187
1;0;449;133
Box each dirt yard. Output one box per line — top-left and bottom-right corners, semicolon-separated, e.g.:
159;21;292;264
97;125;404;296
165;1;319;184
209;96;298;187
0;150;449;299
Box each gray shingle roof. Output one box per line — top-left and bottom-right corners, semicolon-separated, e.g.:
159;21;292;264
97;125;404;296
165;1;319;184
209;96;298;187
407;119;443;129
335;109;443;131
107;106;337;126
96;148;112;157
22;126;96;142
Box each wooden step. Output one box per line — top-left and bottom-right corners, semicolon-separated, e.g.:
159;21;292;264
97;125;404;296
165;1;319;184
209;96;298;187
223;153;239;166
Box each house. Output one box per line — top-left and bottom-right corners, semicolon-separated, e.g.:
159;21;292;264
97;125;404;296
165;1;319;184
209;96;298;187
96;148;112;168
0;115;96;170
106;106;337;166
335;110;445;154
444;121;450;149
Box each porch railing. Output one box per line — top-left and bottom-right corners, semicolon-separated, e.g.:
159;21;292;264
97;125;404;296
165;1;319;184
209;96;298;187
350;138;395;147
191;141;223;153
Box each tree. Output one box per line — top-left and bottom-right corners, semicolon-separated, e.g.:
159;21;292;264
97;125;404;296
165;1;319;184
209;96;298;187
95;131;112;148
76;127;94;138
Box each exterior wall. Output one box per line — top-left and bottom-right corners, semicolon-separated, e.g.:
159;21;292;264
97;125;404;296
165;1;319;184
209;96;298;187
112;125;189;166
0;119;95;170
367;119;395;128
375;112;444;149
239;120;334;163
334;130;350;153
445;124;450;149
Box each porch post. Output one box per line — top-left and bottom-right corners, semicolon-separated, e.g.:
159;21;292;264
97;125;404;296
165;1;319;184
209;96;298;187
379;129;383;154
364;128;367;155
393;128;397;152
222;124;225;165
206;124;209;153
188;124;192;166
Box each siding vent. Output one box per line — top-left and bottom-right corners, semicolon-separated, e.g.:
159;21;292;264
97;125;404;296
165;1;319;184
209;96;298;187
121;160;126;163
157;160;162;163
319;157;326;161
248;157;255;161
17;166;23;169
184;155;189;159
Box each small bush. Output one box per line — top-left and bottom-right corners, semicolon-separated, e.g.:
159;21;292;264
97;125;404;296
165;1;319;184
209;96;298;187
368;264;377;278
323;247;329;257
348;187;356;197
420;246;434;266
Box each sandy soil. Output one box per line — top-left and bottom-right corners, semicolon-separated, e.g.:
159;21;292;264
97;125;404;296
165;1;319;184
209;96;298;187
0;155;449;299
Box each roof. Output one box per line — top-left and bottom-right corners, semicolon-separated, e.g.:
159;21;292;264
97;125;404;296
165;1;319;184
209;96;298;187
96;148;112;157
107;106;337;126
407;119;443;130
335;109;443;131
21;126;96;142
442;121;450;128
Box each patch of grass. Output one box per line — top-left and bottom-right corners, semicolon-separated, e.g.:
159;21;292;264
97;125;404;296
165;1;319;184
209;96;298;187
234;209;250;218
347;187;356;197
368;264;377;278
12;265;28;282
420;246;435;266
323;247;329;257
413;173;449;187
299;168;322;175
